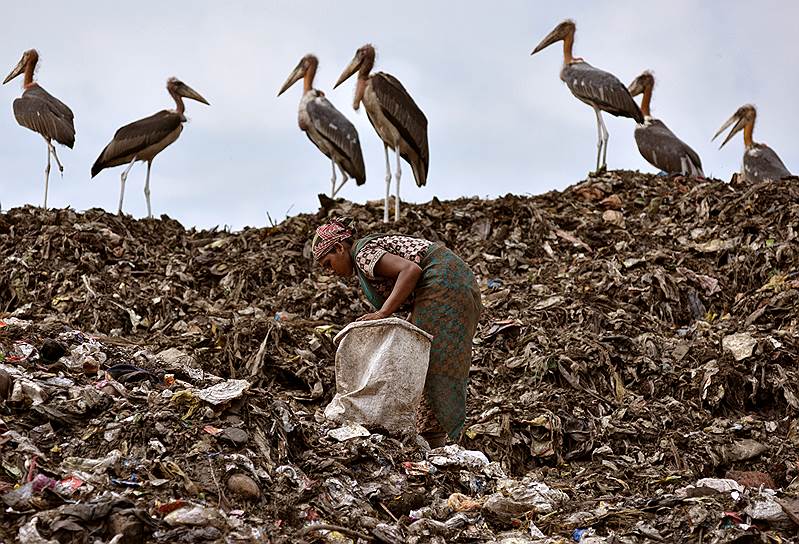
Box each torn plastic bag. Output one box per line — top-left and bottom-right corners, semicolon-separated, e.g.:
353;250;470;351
324;317;433;434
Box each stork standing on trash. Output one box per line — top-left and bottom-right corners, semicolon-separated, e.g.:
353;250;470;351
713;104;791;183
3;49;75;209
531;20;643;173
335;44;429;223
628;71;704;176
278;54;365;199
91;77;209;218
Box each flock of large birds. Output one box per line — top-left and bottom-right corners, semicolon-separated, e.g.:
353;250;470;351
3;20;793;223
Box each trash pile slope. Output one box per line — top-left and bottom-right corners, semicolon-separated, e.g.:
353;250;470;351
1;170;798;543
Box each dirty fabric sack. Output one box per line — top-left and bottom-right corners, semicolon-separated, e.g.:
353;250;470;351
324;317;433;434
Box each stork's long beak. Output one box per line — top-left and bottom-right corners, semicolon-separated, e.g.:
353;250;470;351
627;77;645;97
3;57;25;85
531;27;562;55
334;56;360;89
712;112;745;148
179;83;210;105
278;61;305;96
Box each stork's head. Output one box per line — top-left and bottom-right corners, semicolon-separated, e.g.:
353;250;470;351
334;44;376;89
278;54;319;96
713;104;756;148
167;77;210;105
628;71;655;97
3;49;39;85
531;20;576;55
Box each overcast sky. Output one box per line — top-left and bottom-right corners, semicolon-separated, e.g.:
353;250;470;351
0;1;796;229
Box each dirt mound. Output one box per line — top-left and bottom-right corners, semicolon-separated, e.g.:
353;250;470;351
1;171;798;542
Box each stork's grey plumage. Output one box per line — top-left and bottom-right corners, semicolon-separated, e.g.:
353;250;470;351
368;72;429;188
91;77;209;218
713;104;791;183
628;71;703;176
13;85;75;148
742;144;790;183
562;63;643;123
3;49;75;208
335;44;430;222
531;20;642;173
278;54;366;199
304;93;366;185
92;110;183;174
635;119;703;176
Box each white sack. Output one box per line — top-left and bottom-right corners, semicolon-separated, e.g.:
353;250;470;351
324;317;433;434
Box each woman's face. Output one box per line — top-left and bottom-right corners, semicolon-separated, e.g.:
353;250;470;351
319;243;354;277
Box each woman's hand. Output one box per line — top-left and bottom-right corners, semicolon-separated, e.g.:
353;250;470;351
357;310;391;321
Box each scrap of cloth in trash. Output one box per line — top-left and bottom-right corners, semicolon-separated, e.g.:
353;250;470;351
351;234;482;440
312;219;354;261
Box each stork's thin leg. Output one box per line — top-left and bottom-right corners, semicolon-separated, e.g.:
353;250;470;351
383;144;391;223
598;112;609;171
144;160;153;218
330;160;337;198
332;166;349;198
43;142;51;209
118;157;137;215
593;107;603;173
394;144;402;222
47;141;64;174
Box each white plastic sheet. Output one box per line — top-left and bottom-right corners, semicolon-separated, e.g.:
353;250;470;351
196;379;250;405
324;317;433;434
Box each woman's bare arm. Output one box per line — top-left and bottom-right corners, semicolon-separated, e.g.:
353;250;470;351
357;253;422;321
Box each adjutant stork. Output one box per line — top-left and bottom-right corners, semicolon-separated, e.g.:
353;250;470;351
531;20;643;173
91;77;209;218
628;71;703;177
278;54;365;198
334;44;429;223
3;49;75;209
713;104;791;183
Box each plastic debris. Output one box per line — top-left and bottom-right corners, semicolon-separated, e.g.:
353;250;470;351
327;421;371;442
722;332;758;361
8;341;36;363
65;338;107;371
695;478;745;494
429;445;490;470
745;493;788;522
17;517;58;544
2;474;58;509
163;505;228;528
196;379;250;405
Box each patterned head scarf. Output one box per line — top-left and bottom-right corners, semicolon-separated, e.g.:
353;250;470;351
312;218;355;261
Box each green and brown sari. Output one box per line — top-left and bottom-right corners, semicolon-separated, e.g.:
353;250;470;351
351;234;482;440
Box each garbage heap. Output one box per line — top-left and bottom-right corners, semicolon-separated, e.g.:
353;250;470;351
1;170;798;543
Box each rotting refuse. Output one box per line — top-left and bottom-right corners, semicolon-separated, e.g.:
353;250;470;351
0;170;797;542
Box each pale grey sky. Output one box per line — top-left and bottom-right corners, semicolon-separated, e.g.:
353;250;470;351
0;1;796;229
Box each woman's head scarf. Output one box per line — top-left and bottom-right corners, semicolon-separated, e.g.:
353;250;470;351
311;218;355;261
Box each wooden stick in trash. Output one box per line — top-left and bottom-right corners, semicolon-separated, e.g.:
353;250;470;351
296;523;374;542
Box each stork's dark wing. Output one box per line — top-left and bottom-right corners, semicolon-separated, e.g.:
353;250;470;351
371;72;429;186
635;119;703;175
91;110;183;177
307;95;366;184
562;62;644;123
13;84;76;147
744;143;791;182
